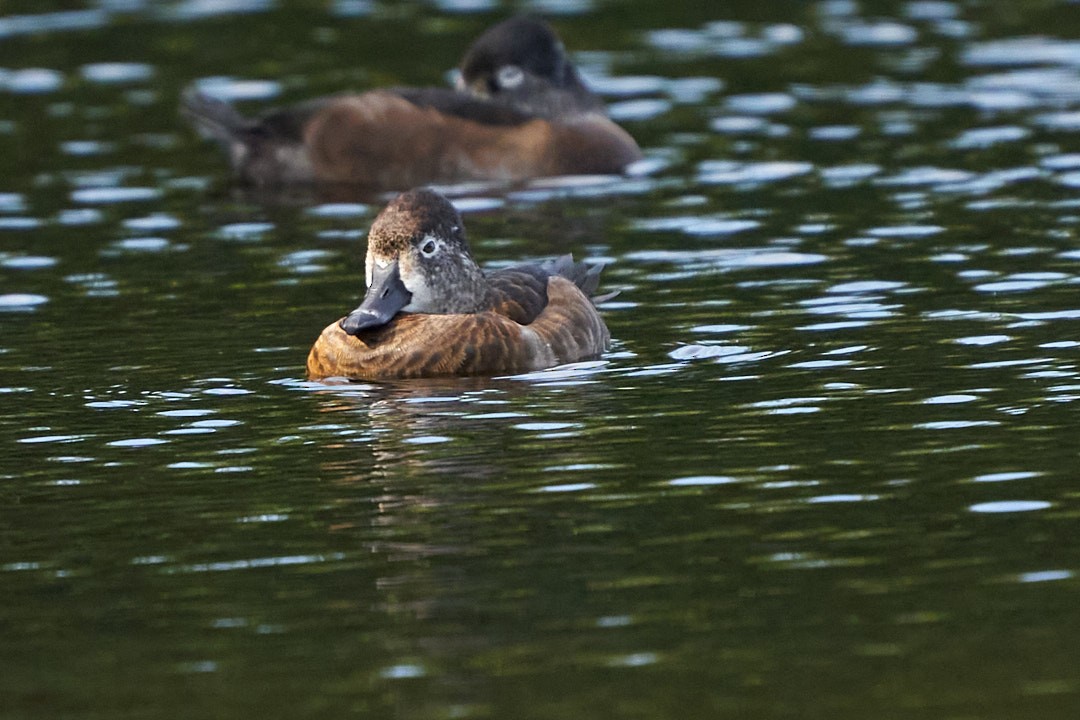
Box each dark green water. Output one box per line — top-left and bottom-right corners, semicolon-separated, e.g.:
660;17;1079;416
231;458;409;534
3;1;1080;718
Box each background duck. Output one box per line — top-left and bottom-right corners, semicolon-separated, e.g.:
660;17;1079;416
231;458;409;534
454;14;605;117
181;16;642;190
307;188;612;380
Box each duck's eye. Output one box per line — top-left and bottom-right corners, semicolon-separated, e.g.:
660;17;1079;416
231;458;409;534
420;238;438;257
497;65;524;90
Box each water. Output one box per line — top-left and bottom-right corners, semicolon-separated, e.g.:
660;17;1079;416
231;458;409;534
3;1;1080;717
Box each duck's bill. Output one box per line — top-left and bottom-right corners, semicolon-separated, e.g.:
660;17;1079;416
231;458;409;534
339;260;412;335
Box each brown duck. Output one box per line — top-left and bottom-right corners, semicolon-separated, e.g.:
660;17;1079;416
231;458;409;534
181;16;642;189
306;188;612;380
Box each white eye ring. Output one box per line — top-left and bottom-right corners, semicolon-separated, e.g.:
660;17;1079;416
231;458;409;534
419;236;439;258
497;65;524;89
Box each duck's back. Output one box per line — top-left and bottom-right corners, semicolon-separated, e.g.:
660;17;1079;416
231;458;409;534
184;87;640;189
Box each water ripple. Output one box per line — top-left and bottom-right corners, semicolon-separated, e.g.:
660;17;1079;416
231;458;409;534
821;164;881;185
950;126;1031;149
805;493;881;503
0;10;108;38
0;192;25;212
697;161;814;185
80;63;154;84
218;222;274;241
71;187;161;204
877;167;975;186
867;224;944;237
709;116;784;135
809;125;862;141
0;293;48;310
645;21;805;57
725;93;797;115
123;214;182;231
279;249;333;273
963;37;1080;67
836;21;918;46
1;255;57;270
1034;111;1080;130
625;247;827;269
0;68;64;94
973;471;1041;483
171;553;346;573
380;664;427;679
64;273;118;297
1016;570;1073;583
829;280;906;293
970;500;1052;513
107;438;169;448
57;208;104;225
306;203;370;218
924;394;979;405
667;476;739;487
191;76;281;101
669;345;752;361
18;434;89;445
608;99;673;122
632;215;760;236
0;217;42;230
973;277;1060;293
587;75;666;97
111;237;174;253
536;482;597;493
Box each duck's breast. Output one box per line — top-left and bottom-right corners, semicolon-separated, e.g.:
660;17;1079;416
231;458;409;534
544;115;643;175
306;312;557;380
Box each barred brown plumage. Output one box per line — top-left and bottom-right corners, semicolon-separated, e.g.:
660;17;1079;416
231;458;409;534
306;188;611;380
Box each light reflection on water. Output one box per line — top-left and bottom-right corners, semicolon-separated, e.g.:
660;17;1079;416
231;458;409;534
3;0;1080;717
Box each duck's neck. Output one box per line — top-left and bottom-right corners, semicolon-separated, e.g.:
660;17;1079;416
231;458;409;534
454;262;493;312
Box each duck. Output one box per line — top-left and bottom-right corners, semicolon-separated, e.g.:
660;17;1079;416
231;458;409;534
306;188;612;380
181;16;642;190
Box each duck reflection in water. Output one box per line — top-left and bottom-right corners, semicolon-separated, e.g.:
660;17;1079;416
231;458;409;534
307;187;614;381
181;16;642;191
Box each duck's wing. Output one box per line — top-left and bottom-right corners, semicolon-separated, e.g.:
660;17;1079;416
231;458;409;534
392;87;534;126
486;255;615;325
396;82;601;123
486;264;553;325
252;97;335;141
541;255;618;303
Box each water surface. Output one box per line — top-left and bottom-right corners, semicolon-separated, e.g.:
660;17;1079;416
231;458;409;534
3;1;1080;718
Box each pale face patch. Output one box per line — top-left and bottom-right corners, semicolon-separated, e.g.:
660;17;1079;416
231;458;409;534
497;65;525;90
400;236;444;312
400;276;437;313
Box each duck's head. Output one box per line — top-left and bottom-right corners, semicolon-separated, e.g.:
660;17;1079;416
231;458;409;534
340;189;488;335
456;15;602;115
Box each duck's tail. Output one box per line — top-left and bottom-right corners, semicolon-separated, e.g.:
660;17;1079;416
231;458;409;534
180;86;251;163
544;254;619;304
